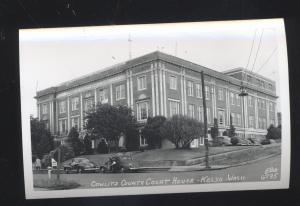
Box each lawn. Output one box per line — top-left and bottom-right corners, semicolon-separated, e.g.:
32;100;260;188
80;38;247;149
66;145;257;166
132;145;256;162
34;178;80;190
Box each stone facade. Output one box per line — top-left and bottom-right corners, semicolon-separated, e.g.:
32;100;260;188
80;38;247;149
35;51;278;147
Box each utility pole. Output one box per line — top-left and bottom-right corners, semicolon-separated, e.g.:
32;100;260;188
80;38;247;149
56;147;61;181
201;71;210;169
239;84;248;139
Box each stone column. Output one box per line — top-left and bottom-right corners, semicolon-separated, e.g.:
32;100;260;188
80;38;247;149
151;64;156;116
154;63;160;115
110;84;113;105
254;94;258;129
67;97;70;132
80;93;83;130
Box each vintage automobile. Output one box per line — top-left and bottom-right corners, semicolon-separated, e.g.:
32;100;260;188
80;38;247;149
99;155;137;173
63;157;99;173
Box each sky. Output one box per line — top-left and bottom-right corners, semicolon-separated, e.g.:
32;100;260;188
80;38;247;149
19;19;285;117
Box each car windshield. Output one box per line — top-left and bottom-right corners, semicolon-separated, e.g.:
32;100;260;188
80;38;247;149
120;156;131;160
73;158;89;163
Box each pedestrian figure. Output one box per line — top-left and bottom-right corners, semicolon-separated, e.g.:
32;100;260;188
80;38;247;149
35;158;41;170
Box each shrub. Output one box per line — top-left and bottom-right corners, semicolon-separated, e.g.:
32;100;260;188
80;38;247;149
142;116;166;149
266;125;281;140
261;138;271;145
97;139;108;154
68;127;85;156
230;137;240;145
53;145;75;162
34;179;80;190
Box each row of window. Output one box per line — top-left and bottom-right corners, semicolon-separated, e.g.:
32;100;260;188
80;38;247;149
231;113;242;126
58;116;80;134
246;75;273;90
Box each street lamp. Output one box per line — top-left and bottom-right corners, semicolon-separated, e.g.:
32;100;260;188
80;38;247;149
239;85;248;139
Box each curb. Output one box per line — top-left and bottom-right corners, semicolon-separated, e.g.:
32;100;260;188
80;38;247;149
168;153;280;172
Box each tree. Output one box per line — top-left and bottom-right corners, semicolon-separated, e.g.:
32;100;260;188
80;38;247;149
84;103;138;151
160;115;204;149
30;116;54;159
83;134;93;154
266;124;281;140
67;127;85;156
142;116;166;149
228;114;236;138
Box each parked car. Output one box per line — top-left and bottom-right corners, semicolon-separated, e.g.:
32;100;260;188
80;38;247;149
99;155;137;173
63;157;99;173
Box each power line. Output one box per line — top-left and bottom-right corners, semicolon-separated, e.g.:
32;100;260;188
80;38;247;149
255;47;277;74
245;29;257;71
243;29;257;87
250;29;264;73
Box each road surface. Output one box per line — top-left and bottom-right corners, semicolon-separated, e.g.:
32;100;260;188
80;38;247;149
34;155;281;189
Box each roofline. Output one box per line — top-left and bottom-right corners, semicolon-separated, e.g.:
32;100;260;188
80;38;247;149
36;51;277;98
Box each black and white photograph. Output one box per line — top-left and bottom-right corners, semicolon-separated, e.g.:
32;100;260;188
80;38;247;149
19;18;290;199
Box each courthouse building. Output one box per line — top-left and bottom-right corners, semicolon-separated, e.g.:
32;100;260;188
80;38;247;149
35;51;278;147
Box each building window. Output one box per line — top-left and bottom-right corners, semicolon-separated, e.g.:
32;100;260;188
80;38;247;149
137;101;149;121
205;86;210;100
263;118;267;129
206;108;211;124
58;119;67;134
137;76;147;90
187;81;193;96
59;101;66;114
269;102;274;112
262;100;265;109
269;83;273;90
218;110;225;125
71;117;79;130
84;99;93;111
170;76;177;90
43;120;49;130
249;115;254;128
99;88;108;103
230;92;235;105
188;104;195;118
248;96;253;107
195;84;202;98
237;114;242;126
270;119;275;126
170;100;180;116
231;113;235;125
197;106;204;122
71;97;79;111
236;94;240;106
218;88;223;101
116;84;125;100
42;104;48;114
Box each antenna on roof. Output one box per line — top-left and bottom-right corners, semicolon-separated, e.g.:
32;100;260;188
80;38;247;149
128;33;132;60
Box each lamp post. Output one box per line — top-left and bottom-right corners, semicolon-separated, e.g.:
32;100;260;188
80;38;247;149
239;85;248;139
201;71;210;169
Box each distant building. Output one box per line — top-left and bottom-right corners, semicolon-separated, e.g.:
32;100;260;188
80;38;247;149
35;51;278;148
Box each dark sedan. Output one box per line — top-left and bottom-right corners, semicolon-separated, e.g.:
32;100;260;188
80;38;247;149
63;158;99;173
99;155;138;173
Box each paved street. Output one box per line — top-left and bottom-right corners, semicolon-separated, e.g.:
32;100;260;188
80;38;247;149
34;155;281;190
